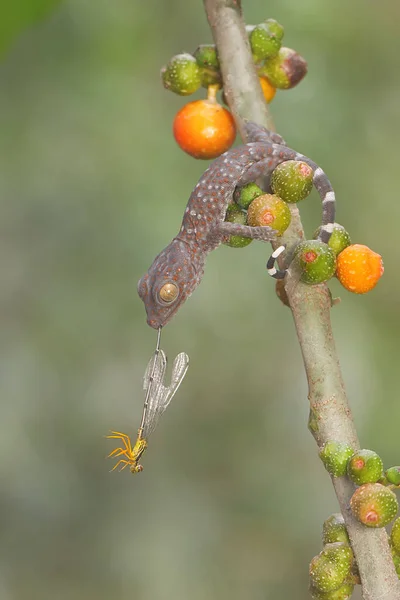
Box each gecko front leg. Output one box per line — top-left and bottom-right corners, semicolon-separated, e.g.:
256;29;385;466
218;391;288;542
211;221;278;245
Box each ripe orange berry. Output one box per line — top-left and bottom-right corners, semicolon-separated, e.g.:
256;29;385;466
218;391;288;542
259;76;276;103
173;98;236;159
336;244;384;294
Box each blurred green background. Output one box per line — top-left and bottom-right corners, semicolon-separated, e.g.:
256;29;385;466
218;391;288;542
1;1;399;599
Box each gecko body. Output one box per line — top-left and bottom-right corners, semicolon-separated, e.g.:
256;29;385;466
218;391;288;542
138;123;336;329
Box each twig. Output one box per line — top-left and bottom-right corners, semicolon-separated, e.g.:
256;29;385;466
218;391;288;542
203;1;400;598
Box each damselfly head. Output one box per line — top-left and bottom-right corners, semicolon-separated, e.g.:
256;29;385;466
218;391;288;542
131;463;144;474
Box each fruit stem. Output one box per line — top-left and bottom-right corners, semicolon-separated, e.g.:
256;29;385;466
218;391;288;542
207;84;220;103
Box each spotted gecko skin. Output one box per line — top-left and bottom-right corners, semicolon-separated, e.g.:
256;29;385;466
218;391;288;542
138;123;336;329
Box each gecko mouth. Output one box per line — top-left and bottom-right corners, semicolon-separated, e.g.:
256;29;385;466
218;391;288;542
147;317;161;329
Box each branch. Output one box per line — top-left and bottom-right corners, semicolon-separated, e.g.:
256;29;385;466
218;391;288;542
203;1;400;598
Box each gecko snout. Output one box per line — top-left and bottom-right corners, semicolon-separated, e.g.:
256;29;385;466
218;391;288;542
147;317;161;330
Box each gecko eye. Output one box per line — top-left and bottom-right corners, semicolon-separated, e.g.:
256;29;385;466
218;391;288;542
158;282;179;304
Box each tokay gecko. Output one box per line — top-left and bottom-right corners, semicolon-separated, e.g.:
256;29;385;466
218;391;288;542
138;122;336;329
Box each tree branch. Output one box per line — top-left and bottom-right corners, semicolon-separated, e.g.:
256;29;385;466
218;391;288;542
203;1;400;598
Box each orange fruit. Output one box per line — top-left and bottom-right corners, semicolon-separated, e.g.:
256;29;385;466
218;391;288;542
336;244;384;294
259;76;276;103
173;98;236;159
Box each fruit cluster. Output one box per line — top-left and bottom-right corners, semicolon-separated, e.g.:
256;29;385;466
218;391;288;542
161;18;307;159
309;532;355;599
222;159;313;247
319;443;399;522
161;20;384;296
296;229;384;294
228;161;384;295
310;447;400;597
223;181;292;248
309;512;360;599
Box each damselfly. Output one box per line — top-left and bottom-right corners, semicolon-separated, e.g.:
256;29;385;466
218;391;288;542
107;329;189;473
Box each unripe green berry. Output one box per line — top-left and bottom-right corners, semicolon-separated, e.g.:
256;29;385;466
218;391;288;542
319;441;354;477
313;223;351;257
270;160;313;203
323;514;350;545
193;44;220;70
350;483;398;528
386;466;400;486
310;582;355;600
247;193;291;235
161;53;201;96
264;18;284;41
294;240;337;285
347;449;384;485
223;204;252;248
392;548;400;577
234;182;264;209
309;543;353;593
259;47;307;89
249;23;281;63
193;45;221;88
391;518;400;554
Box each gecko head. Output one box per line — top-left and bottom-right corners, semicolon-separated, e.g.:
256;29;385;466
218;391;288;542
137;240;200;329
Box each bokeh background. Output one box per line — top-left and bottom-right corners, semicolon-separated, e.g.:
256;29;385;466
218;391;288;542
1;1;399;599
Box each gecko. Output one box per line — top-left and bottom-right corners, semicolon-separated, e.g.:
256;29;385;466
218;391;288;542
137;122;336;329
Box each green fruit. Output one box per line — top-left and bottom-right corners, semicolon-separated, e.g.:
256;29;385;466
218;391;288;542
386;467;400;486
223;204;252;248
313;223;351;256
193;45;221;88
193;44;220;70
392;549;400;577
309;543;353;593
259;47;307;89
161;53;201;96
319;441;354;477
310;582;355;600
391;518;400;554
323;514;350;545
347;449;384;485
247;193;291;235
350;483;398;528
270;160;313;203
234;182;264;209
249;23;281;63
264;18;284;41
294;240;337;285
225;204;243;220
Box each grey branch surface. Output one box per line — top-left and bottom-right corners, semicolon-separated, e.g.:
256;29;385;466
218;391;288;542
203;1;400;598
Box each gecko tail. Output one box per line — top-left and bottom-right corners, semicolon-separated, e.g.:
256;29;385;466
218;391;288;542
266;245;287;279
